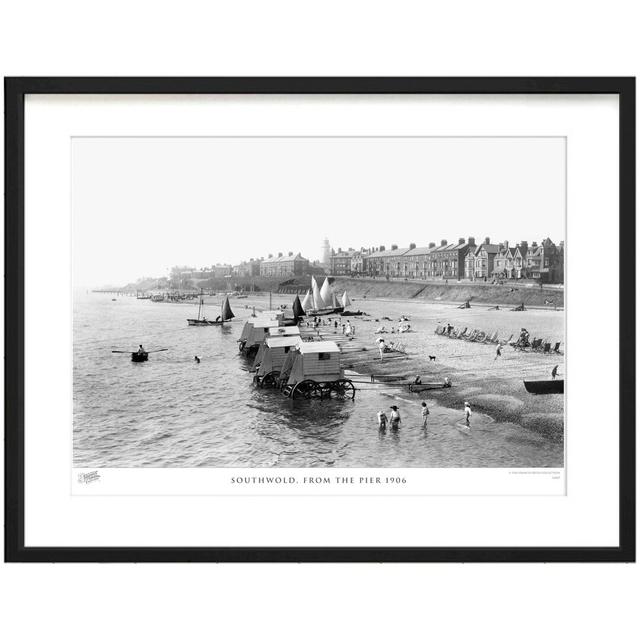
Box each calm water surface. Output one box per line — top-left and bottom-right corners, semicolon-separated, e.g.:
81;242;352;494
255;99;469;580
73;293;563;468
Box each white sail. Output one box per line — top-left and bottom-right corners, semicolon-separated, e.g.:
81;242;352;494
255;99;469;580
341;291;351;308
301;290;312;311
311;276;324;310
331;292;339;309
320;277;333;307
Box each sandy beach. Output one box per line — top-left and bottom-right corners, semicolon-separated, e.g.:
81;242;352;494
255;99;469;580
206;291;565;442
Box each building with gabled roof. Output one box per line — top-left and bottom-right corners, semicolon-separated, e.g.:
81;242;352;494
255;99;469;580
260;252;310;277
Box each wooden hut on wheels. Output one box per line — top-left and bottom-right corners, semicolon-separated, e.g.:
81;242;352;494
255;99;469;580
253;335;303;387
278;341;355;400
267;325;300;339
238;316;281;356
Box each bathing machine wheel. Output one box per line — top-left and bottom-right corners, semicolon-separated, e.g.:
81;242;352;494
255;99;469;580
260;371;279;388
331;379;356;400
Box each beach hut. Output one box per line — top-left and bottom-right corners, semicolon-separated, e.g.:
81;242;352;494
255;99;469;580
267;325;301;338
253;336;303;387
238;316;281;355
279;341;355;399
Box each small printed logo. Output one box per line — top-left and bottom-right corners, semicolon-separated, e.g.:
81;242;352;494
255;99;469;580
77;470;101;484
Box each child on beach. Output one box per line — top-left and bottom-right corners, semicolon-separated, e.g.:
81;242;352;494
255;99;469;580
495;344;502;361
464;402;472;427
377;410;388;430
421;402;430;429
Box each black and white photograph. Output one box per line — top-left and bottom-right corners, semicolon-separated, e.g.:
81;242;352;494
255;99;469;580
73;136;566;471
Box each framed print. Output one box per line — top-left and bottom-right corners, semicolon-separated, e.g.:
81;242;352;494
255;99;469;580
4;77;635;562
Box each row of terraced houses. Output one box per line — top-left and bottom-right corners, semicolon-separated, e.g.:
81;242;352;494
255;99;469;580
329;237;564;283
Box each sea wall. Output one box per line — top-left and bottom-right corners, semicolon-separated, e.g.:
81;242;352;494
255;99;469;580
330;278;564;308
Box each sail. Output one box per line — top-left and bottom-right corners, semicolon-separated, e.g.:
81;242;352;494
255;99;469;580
292;295;305;318
341;291;351;308
221;296;235;321
331;292;339;309
301;290;312;311
311;276;324;310
319;277;333;307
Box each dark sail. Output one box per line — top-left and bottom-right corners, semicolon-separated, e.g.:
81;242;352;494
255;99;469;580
221;296;235;321
292;294;305;318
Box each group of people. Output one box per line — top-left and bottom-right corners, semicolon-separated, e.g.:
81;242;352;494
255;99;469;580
376;400;473;431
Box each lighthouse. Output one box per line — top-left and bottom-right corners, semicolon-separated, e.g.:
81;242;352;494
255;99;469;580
321;237;331;267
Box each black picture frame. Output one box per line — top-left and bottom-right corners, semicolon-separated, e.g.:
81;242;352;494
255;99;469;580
4;77;635;563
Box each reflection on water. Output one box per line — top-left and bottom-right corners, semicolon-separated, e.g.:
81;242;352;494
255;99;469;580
73;293;563;468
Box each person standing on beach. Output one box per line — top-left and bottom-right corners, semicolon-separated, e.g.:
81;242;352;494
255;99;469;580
464;402;472;427
378;338;385;360
421;402;430;429
377;410;388;430
495;344;502;361
551;365;559;379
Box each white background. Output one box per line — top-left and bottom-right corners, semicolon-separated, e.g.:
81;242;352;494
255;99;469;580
1;2;638;640
29;95;606;546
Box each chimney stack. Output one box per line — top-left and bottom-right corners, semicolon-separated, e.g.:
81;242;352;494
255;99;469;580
429;242;436;249
379;245;385;252
278;252;283;258
458;237;465;244
409;243;416;250
440;239;448;247
504;240;509;249
468;237;476;246
288;251;293;256
268;253;273;258
484;237;490;245
391;244;398;250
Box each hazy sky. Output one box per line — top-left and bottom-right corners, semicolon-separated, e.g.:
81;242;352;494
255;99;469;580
72;137;565;287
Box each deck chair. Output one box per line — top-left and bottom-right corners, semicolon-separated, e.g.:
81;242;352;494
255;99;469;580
553;342;561;354
543;342;551;354
458;327;468;338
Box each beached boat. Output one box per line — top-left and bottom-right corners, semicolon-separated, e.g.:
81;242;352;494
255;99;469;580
408;381;452;392
523;379;564;394
187;293;235;326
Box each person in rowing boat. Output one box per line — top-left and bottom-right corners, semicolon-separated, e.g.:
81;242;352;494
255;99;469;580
137;344;146;356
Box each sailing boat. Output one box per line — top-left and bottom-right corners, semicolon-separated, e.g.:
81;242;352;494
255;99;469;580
339;290;363;316
307;277;344;316
292;294;305;319
187;291;235;326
